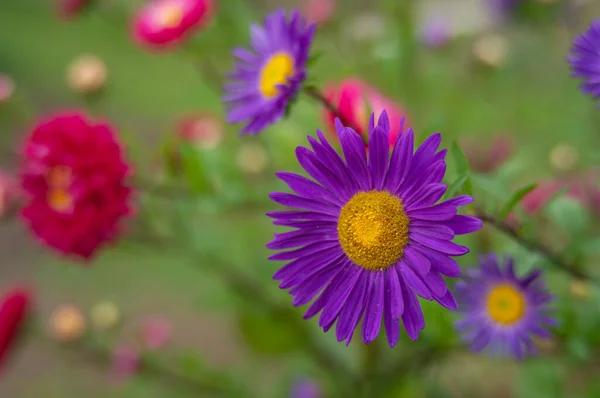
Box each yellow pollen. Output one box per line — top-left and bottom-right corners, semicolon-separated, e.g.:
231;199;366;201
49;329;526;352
156;4;184;28
486;284;526;325
48;189;73;213
337;190;409;271
259;53;294;98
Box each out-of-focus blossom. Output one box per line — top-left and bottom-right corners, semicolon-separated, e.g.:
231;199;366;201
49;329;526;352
133;0;214;50
20;111;133;260
67;54;107;95
549;143;579;172
49;304;86;343
0;75;14;105
109;344;140;383
236;143;269;175
90;300;121;331
520;170;600;215
569;279;591;300
0;286;32;374
290;378;321;398
177;113;223;150
0;170;19;220
420;14;452;49
57;0;93;19
473;34;509;67
568;19;600;104
455;254;555;360
223;9;315;135
138;316;172;350
323;78;411;147
461;135;514;174
303;0;336;26
487;0;521;22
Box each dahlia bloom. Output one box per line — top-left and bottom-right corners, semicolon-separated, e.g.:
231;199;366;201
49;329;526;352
20;111;133;259
323;78;410;148
454;254;555;359
133;0;214;49
223;9;315;135
290;378;321;398
568;19;600;104
267;111;482;346
0;286;32;374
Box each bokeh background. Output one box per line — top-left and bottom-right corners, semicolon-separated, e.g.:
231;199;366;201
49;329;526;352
2;0;600;397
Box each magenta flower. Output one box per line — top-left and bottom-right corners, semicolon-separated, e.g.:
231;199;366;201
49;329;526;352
132;0;214;50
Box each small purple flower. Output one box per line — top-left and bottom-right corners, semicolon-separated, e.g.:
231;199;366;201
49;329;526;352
223;9;315;135
267;111;483;347
454;254;556;360
420;15;451;48
488;0;521;20
568;19;600;104
290;378;321;398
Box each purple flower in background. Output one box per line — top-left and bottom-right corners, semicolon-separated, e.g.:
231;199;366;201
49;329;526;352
420;15;451;48
267;111;482;347
454;254;556;360
109;344;140;384
290;378;321;398
568;19;600;104
223;9;315;135
488;0;521;20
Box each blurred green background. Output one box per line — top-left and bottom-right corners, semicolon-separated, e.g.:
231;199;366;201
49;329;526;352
2;0;600;397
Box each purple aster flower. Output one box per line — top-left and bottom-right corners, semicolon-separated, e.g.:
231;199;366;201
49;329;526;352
290;378;321;398
420;15;451;49
454;253;556;360
568;19;600;104
267;111;483;347
223;9;315;135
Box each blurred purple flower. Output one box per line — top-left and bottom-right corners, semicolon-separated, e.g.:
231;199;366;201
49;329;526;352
488;0;521;21
420;15;451;48
109;344;140;384
290;378;321;398
568;18;600;104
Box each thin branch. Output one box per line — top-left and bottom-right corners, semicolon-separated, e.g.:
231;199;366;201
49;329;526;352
303;86;361;132
475;210;592;281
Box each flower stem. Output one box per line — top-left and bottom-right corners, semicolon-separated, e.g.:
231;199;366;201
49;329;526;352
475;210;593;281
302;86;361;132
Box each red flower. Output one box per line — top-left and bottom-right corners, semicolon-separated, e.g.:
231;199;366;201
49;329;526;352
0;286;32;374
132;0;214;50
57;0;93;19
323;78;411;148
20;111;133;260
303;0;336;25
521;170;600;215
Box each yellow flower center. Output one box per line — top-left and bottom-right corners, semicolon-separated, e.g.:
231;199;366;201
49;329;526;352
486;284;526;325
156;3;184;28
259;53;294;99
46;166;73;213
337;190;410;271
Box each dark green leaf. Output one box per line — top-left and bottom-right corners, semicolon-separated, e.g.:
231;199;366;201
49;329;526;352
451;141;470;174
498;182;537;222
180;144;209;194
306;51;324;67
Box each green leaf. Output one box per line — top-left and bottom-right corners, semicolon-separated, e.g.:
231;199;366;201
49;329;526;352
545;196;589;236
498;182;537;222
237;307;303;356
179;143;209;194
444;173;468;199
306;51;324;67
177;353;205;378
451;141;470;174
450;142;473;196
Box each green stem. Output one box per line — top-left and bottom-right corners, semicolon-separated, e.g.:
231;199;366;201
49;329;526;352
392;0;419;102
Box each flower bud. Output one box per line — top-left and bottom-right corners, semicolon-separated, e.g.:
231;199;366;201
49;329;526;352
49;304;86;342
90;300;120;331
549;143;578;172
67;54;107;95
473;34;508;67
236;144;269;175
